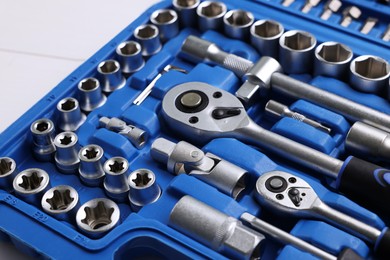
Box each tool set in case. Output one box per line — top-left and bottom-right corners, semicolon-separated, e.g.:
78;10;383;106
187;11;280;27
0;0;390;259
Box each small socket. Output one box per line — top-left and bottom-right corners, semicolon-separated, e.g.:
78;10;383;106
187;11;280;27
13;168;50;206
223;10;254;39
41;185;80;222
173;0;200;27
0;157;18;192
30;118;56;161
196;1;227;32
150;9;179;42
97;60;126;93
76;198;120;239
77;77;107;112
350;55;390;93
116;41;145;76
128;169;161;211
134;24;162;57
103;157;130;202
54;132;80;174
56;97;86;132
250;19;284;58
78;144;105;186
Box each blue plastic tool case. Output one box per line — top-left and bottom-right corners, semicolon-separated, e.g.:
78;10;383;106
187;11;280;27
0;0;389;259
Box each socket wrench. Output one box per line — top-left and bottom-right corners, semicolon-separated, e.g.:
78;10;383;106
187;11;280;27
77;77;107;112
150;9;179;42
30;118;56;161
56;97;86;132
181;36;390;133
161;82;390;215
254;171;390;258
54;132;80;174
97;60;126;93
78;144;106;186
134;24;162;57
116;41;145;76
250;19;284;58
0;157;18;192
103;157;130;202
128;169;161;211
196;1;227;32
223;10;254;39
172;0;200;27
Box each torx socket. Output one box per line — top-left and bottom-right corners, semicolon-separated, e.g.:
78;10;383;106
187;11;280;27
76;198;120;239
250;19;284;58
13;168;50;206
346;122;390;161
97;59;126;93
169;195;265;260
56;97;86;132
223;9;254;39
103;157;130;202
0;157;18;192
41;185;80;222
77;77;107;112
128;169;161;211
30;118;56;161
150;9;179;42
78;144;105;187
116;41;145;76
314;41;353;79
279;30;317;74
54;132;80;174
134;24;162;57
196;1;227;32
349;55;390;94
173;0;200;27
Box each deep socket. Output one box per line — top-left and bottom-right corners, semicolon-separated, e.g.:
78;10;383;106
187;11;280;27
0;157;18;192
116;41;145;76
128;169;161;211
103;157;130;202
250;19;284;58
77;77;107;112
30;118;56;161
150;9;179;42
97;60;126;93
223;10;254;39
41;185;80;222
56;97;86;132
78;144;105;186
13;168;50;206
196;1;227;32
134;24;162;57
76;198;120;239
172;0;200;27
54;132;80;174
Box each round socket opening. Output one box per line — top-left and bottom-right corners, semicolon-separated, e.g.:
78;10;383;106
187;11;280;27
46;189;75;210
18;171;44;191
317;43;352;63
79;78;99;91
81;201;114;230
152;10;176;24
98;60;120;74
131;170;153;188
225;10;253;27
354;56;390;79
117;41;140;56
253;20;283;38
175;0;198;8
0;158;13;176
135;25;158;39
283;31;315;50
59;98;77;111
200;2;225;17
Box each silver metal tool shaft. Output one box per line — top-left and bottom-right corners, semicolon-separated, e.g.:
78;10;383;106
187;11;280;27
241;213;336;260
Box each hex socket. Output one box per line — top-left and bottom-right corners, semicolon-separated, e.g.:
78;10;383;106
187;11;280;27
196;1;227;32
250;19;284;58
116;41;145;75
314;41;353;79
128;169;161;211
134;24;162;57
103;157;130;202
54;132;80;174
41;185;80;222
97;60;126;93
150;9;179;42
279;30;317;74
77;77;107;112
173;0;200;27
349;55;390;94
56;97;86;132
78;144;105;186
30;118;56;161
223;10;254;39
0;157;18;192
13;168;50;206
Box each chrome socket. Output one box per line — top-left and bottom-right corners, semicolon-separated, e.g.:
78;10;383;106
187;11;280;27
128;169;161;211
0;157;18;192
250;19;284;58
196;1;227;32
103;157;130;202
314;41;353;79
349;55;390;94
279;30;317;74
41;185;80;222
78;144;105;187
56;97;86;132
97;59;126;93
150;9;179;42
54;132;80;174
77;77;107;112
134;24;162;57
13;168;50;206
76;198;120;239
30;118;56;161
223;10;254;39
173;0;200;27
116;41;144;76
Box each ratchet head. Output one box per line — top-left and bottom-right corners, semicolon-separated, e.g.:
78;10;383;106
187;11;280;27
161;82;250;143
254;171;320;217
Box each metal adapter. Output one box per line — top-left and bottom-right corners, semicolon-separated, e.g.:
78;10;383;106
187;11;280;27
128;169;161;211
151;138;247;199
169;195;265;260
30;118;56;161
